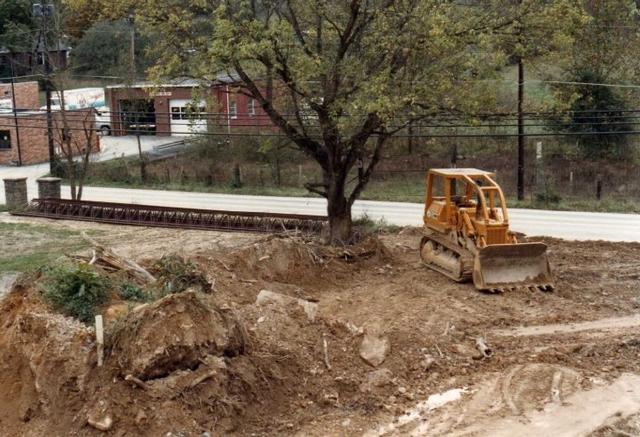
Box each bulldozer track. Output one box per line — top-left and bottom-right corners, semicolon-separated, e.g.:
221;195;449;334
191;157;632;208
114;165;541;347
13;198;328;234
420;232;473;283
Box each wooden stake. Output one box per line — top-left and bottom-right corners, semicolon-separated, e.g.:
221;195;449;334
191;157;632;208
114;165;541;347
95;315;104;367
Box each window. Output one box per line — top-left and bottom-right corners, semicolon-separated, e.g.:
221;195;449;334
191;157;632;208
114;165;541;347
171;104;206;120
248;99;256;116
229;101;238;119
0;131;11;149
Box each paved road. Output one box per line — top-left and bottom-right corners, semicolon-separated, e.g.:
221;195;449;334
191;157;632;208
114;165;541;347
1;139;638;242
22;186;640;242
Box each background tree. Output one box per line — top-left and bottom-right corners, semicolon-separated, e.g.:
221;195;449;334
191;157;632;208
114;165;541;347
489;0;586;200
70;19;151;78
550;0;639;160
129;0;521;242
0;0;37;77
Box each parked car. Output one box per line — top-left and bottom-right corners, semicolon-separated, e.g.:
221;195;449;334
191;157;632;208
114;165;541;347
95;106;112;136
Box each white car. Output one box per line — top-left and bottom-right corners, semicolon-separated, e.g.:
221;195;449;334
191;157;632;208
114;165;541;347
95;106;112;136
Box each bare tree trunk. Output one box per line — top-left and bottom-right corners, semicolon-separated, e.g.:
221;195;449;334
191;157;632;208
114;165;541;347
327;178;351;244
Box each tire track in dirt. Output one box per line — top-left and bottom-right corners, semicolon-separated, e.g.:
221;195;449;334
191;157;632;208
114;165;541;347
493;314;640;337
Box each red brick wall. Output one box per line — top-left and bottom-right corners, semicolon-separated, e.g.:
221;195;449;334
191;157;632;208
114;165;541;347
107;83;275;137
0;109;99;165
0;81;40;110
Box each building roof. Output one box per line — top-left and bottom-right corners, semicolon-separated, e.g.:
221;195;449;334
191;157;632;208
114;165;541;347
106;72;243;90
429;168;495;177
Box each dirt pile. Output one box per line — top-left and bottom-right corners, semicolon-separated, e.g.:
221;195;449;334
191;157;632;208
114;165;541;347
1;230;640;436
109;291;244;380
0;282;94;435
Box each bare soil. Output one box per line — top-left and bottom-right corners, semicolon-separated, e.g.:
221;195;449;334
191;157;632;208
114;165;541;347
1;217;640;436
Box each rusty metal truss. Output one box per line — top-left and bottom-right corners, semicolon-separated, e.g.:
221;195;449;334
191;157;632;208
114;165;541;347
16;198;328;234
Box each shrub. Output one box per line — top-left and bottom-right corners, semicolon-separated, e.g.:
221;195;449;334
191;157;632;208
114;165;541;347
153;255;209;295
535;191;562;204
40;264;110;324
118;282;150;302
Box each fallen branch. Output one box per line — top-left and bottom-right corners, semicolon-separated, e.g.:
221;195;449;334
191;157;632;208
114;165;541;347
189;369;218;389
81;232;156;284
434;342;444;358
323;334;332;370
125;374;150;390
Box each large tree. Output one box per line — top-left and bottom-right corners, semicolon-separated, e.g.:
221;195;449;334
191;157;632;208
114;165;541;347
550;0;640;160
124;0;583;242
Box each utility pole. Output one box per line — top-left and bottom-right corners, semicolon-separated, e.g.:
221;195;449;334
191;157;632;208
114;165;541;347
517;57;525;201
128;14;136;80
34;2;55;173
9;59;23;166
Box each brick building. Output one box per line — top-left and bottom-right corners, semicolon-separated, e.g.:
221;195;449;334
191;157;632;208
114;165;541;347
0;109;99;165
0;81;40;111
105;76;274;137
0;42;71;78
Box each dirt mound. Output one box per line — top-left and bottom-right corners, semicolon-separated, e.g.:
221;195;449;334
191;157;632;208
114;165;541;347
0;285;94;435
109;291;245;380
224;234;390;285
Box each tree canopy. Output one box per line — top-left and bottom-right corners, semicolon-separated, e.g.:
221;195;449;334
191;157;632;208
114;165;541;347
118;0;587;241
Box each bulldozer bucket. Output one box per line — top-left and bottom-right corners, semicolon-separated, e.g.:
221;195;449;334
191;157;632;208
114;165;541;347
472;243;554;292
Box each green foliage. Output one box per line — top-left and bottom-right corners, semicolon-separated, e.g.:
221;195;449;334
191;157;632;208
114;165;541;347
152;255;209;296
118;282;150;302
534;191;562;204
40;264;110;324
109;0;587;241
552;70;633;160
353;213;402;234
0;0;35;45
70;19;152;76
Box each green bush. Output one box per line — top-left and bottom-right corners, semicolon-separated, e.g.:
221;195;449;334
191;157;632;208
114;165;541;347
535;191;562;204
118;282;150;302
40;264;110;324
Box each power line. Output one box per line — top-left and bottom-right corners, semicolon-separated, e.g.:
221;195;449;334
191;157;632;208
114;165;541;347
3;121;640;139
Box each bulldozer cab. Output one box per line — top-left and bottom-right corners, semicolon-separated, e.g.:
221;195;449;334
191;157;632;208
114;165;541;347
423;168;511;245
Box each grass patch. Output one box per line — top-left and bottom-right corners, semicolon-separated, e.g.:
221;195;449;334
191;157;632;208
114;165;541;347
0;204;7;213
353;213;403;234
0;223;103;274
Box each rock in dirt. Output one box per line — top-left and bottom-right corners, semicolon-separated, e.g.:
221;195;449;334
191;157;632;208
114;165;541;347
0;272;20;301
360;368;394;392
87;414;113;432
110;291;244;380
256;289;318;322
359;328;391;367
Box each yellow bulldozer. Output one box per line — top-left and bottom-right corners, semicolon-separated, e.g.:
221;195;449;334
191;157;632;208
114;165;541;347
420;168;554;292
